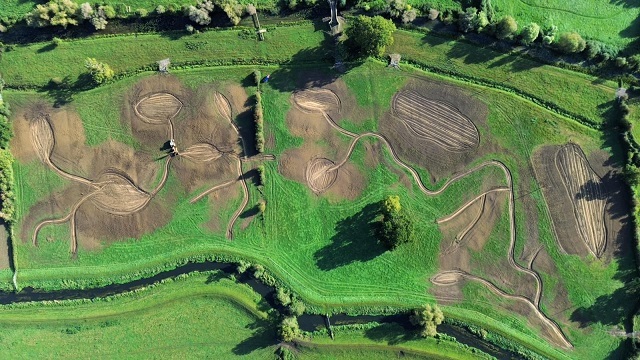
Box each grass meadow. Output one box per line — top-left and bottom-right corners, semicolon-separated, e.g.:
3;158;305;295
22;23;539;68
1;22;635;360
4;59;631;358
492;0;640;49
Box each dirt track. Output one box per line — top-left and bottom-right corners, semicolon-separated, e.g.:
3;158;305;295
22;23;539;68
291;86;572;349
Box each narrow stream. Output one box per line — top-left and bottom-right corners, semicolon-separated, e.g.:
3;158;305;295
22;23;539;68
3;261;523;359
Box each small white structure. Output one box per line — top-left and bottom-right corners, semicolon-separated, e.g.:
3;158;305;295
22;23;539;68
158;58;171;73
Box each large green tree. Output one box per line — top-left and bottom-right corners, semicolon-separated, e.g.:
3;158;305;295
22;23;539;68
375;195;414;250
346;15;396;58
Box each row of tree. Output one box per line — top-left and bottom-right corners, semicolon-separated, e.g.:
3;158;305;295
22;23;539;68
20;0;252;32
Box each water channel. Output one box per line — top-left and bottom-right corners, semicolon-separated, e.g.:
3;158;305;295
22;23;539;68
2;261;522;359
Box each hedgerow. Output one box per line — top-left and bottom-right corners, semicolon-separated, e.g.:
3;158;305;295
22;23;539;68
254;89;265;153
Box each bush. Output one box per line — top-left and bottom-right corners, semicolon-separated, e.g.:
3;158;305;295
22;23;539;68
26;0;79;28
586;40;619;61
410;304;444;337
101;5;116;19
288;299;305;316
458;7;478;33
91;16;108;30
257;199;266;213
257;164;266;185
254;91;265;153
427;9;439;21
616;57;628;68
556;32;586;54
84;58;114;85
277;317;301;341
0;149;15;222
80;2;94;19
494;15;517;40
520;22;540;45
215;0;244;26
52;37;63;46
156;5;167;14
135;8;148;17
253;70;261;86
275;287;291;306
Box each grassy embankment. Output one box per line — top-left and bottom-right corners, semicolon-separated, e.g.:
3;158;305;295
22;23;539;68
0;271;490;359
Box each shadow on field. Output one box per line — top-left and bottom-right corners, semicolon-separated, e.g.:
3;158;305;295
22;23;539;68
314;202;386;270
232;318;278;355
364;323;418;345
39;73;95;108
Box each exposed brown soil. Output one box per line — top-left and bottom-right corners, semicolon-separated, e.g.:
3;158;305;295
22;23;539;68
134;93;183;124
392;90;479;152
556;144;607;257
533;144;614;258
379;78;492;183
15;76;260;253
306;158;338;194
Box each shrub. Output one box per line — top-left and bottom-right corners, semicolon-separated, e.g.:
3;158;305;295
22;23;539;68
0;150;15;221
616;57;628;68
278;317;301;341
386;0;406;19
187;1;213;25
410;304;444;337
401;9;417;24
26;0;79;28
156;5;166;14
84;58;114;84
556;32;586;53
215;0;244;25
91;16;108;30
257;199;266;213
101;5;116;19
586;40;619;61
458;7;478;33
80;2;94;19
52;37;63;46
275;287;291;306
289;299;305;316
494;15;517;40
135;8;148;17
520;22;540;45
253;70;261;86
427;9;439;21
257;164;266;185
254;91;265;152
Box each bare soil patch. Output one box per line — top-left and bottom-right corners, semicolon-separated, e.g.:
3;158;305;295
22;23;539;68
306;158;338;194
134;92;183;124
15;76;256;253
533;144;612;258
379;78;491;183
556;144;607;257
392;90;479;152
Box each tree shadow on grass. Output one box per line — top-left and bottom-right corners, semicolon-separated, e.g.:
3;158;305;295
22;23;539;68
364;323;418;345
232;318;277;355
313;202;386;271
39;73;95;108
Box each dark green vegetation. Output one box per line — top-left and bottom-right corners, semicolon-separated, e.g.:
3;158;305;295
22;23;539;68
375;195;414;250
345;15;396;57
0;12;637;360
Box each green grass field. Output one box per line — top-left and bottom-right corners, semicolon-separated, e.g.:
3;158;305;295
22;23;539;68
492;0;640;48
1;20;637;360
